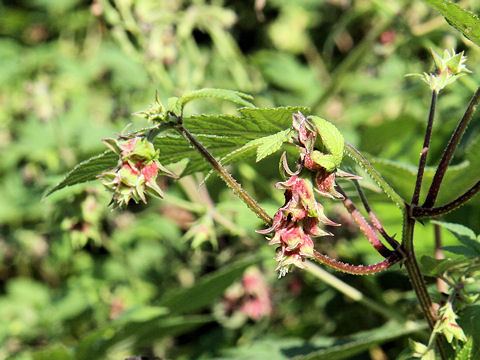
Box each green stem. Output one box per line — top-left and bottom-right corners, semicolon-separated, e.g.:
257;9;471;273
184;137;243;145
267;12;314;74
344;142;406;209
423;86;480;208
304;260;404;322
176;125;272;225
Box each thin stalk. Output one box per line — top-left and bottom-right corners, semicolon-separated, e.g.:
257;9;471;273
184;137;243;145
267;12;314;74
353;180;401;250
304;260;405;322
423;86;480;208
412;90;437;206
434;224;448;295
176;125;272;225
336;184;393;258
313;250;400;275
413;180;480;217
344;142;406;209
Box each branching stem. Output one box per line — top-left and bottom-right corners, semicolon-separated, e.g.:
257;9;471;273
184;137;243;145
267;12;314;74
423;86;480;208
413;180;480;217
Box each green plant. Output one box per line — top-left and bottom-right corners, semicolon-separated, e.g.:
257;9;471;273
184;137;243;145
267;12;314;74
45;39;480;358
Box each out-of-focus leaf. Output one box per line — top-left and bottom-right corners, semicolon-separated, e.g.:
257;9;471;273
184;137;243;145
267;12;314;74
433;221;480;256
421;0;480;47
455;337;473;360
420;256;470;277
215;321;427;360
159;256;259;314
75;314;211;360
32;345;74;360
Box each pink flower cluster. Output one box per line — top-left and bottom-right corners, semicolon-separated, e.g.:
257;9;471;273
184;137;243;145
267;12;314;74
259;113;356;277
99;137;176;207
258;172;338;277
222;267;272;322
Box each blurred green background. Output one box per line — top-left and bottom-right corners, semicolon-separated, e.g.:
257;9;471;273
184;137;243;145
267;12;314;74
1;0;479;359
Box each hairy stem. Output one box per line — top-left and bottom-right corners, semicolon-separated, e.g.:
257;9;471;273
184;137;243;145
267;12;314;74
353;180;401;250
423;86;480;208
413;180;480;217
402;215;438;330
313;250;400;275
336;184;393;257
177;125;272;225
412;90;437;205
344;142;406;209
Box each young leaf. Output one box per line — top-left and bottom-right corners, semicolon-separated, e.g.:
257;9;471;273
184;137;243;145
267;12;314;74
249;128;293;162
421;0;480;48
309;115;345;169
176;88;255;114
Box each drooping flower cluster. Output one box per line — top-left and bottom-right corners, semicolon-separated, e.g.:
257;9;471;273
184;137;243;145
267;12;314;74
259;112;356;277
99;137;176;207
219;267;272;326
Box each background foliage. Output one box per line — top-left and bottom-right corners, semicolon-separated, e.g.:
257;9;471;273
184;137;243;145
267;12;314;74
1;0;480;359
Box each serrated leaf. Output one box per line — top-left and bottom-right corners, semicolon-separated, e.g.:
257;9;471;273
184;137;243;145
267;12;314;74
249;128;293;162
309;116;344;168
42;150;118;199
160;106;310;176
432;221;480;256
45;107;310;197
178;88;254;112
421;0;480;48
431;221;476;240
455;338;473;360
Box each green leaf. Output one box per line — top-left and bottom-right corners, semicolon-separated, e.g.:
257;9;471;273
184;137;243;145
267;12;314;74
215;321;427;360
75;314;211;360
249;128;293;162
432;221;480;256
420;255;470;277
32;345;74;360
157;106;310;176
431;221;476;240
177;88;255;113
309;116;344;169
455;338;473;360
421;0;480;48
159;256;259;314
45;107;309;197
42;150;118;199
